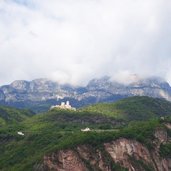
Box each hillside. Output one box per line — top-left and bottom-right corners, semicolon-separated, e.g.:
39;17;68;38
41;120;171;171
83;96;171;121
0;108;120;170
1;97;171;170
0;106;34;126
1;113;171;170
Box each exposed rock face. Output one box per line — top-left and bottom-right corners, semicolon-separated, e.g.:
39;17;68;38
40;127;171;171
104;138;153;170
42;146;111;171
76;145;110;171
43;150;87;171
1;76;171;111
0;90;5;101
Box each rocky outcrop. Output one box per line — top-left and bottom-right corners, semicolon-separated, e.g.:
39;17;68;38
104;138;154;171
41;146;111;171
76;145;110;171
42;146;111;171
40;127;171;171
1;76;171;111
0;90;5;101
43;150;87;171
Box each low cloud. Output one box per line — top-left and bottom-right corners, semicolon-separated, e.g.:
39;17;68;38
0;0;171;85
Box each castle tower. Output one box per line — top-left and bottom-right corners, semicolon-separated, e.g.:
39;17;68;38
66;101;70;106
61;102;65;106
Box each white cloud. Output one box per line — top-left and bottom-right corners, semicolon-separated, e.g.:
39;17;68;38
0;0;171;85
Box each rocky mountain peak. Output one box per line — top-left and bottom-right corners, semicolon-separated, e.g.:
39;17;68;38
87;76;122;90
130;76;170;89
29;78;59;92
0;76;171;112
10;80;29;90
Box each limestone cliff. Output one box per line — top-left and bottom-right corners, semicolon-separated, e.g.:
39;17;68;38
1;76;171;113
39;125;171;171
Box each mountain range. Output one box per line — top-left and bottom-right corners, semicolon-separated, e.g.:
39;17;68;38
0;76;171;112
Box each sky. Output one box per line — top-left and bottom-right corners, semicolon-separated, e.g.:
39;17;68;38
0;0;171;85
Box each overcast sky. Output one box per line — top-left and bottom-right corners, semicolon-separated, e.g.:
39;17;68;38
0;0;171;85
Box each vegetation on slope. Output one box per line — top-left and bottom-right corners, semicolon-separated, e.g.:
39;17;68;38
82;96;171;121
0;106;34;126
0;116;161;170
0;96;171;170
160;143;171;158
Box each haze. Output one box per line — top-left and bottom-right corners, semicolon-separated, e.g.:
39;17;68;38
0;0;171;85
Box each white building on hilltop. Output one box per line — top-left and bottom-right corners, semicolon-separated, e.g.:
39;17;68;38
81;128;91;132
17;131;24;136
50;101;76;111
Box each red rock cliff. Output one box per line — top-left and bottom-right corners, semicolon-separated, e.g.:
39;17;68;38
38;126;171;171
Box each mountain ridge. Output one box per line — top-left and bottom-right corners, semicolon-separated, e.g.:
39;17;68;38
0;76;171;112
82;96;171;121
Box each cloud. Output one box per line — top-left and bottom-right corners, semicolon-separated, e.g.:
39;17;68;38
0;0;171;85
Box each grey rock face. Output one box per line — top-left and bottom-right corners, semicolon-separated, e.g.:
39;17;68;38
0;76;171;111
0;90;5;101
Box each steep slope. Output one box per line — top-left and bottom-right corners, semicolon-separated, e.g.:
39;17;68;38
1;97;171;170
83;96;171;121
0;106;34;125
1;114;171;171
41;123;171;171
0;76;171;112
0;108;120;171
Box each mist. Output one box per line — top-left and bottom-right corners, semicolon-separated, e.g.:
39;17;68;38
0;0;171;85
